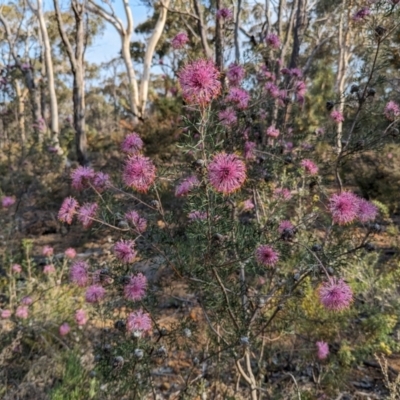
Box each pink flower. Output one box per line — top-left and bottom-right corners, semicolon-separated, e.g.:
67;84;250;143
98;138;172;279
266;126;280;138
219;108;237;127
77;203;98;228
125;211;147;233
12;264;22;273
59;323;71;336
21;296;33;306
274;188;292;200
318;277;353;311
70;166;95;190
70;261;89;287
43;264;56;274
188;211;208;220
290;68;303;78
227;63;245;86
316;341;329;360
121;132;144;154
175;176;200;197
216;8;233;19
126;309;152;334
265;33;280;49
330;110;344;123
58;197;79;224
357;198;378;222
329;192;360;225
178;59;221;106
64;248;77;259
352;7;370;22
16;306;29;319
2;196;15;208
384;101;400;121
255;245;279;267
225;87;250;109
171;32;189;49
114;240;137;263
1;309;12;319
42;246;54;257
207;153;246;194
242;199;254;210
295;81;307;96
75;309;88;326
92;172;110;192
300;159;319;175
123;155;156;192
85;285;106;303
265;82;280;98
124;273;147;301
244;141;257;161
278;220;294;234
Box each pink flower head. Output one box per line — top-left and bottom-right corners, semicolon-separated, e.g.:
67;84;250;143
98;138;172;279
123;155;156;192
384;101;400;121
278;220;294;234
295;81;307;96
178;59;221;106
357;198;378;222
2;196;15;208
92;172;111;192
244;141;257;161
85;285;106;303
77;202;98;229
58;197;79;224
188;211;208;221
43;264;56;274
316;341;329;360
16;306;29;319
274;188;292;200
300;159;319;175
75;309;88;326
70;166;95;190
290;68;303;78
318;277;353;311
216;8;233;19
219;108;237;127
265;33;280;49
125;210;148;233
242;199;254;210
207;153;246;194
64;248;77;259
42;246;54;257
265;82;280;98
12;264;22;273
255;245;279;267
171;32;189;49
1;309;12;319
121;132;144;154
126;309;152;334
225;87;250;109
175;176;200;197
266;126;280;138
21;296;33;306
59;323;71;336
227;63;245;86
281;67;290;75
124;273;147;301
329;191;360;225
114;240;137;263
70;260;89;287
352;7;371;22
330;110;344;123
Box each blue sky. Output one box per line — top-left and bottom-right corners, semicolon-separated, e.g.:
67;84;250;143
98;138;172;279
81;0;149;64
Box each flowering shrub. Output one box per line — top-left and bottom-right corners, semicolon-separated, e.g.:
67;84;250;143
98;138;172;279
1;2;400;399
